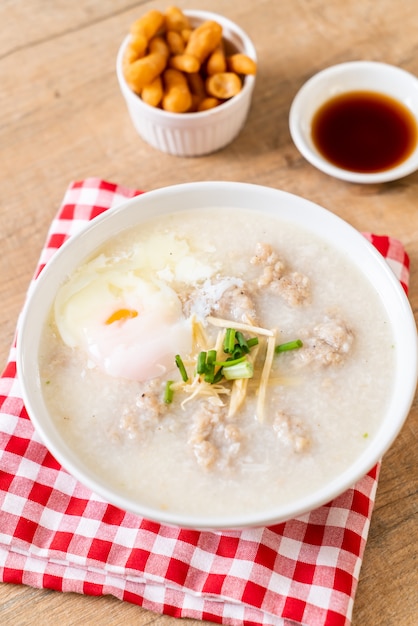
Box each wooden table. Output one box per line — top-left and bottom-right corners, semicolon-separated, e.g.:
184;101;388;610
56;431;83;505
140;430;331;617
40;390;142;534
1;1;417;624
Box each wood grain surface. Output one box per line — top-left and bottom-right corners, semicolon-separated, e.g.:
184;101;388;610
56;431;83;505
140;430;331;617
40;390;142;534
1;1;417;625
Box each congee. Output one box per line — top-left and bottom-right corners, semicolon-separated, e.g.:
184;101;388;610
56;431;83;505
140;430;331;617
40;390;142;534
39;207;394;517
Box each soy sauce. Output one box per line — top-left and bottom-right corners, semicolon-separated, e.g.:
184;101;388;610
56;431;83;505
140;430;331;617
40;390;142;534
311;91;418;173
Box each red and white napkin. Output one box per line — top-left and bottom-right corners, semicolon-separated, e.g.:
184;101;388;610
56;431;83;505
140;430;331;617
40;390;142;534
0;178;410;626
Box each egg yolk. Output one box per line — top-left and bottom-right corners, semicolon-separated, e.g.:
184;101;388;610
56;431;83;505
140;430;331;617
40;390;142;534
105;308;139;325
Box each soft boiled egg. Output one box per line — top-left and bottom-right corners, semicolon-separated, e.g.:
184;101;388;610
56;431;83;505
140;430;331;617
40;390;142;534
54;267;192;382
53;231;221;382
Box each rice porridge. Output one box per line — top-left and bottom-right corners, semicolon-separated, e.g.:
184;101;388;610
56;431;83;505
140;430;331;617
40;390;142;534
39;207;395;517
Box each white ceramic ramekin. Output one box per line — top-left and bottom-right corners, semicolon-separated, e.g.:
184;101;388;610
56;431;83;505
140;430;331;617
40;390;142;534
116;10;257;157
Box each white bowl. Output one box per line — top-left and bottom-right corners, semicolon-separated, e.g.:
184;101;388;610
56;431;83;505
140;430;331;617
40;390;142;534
17;182;417;529
289;61;418;183
116;11;257;156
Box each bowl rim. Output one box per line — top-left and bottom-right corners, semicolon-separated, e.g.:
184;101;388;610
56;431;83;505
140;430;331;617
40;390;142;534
116;9;257;122
16;181;418;529
289;60;418;183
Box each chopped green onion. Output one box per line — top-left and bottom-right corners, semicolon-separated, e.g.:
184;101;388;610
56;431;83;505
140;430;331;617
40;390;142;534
197;351;207;374
232;345;244;359
275;339;303;353
203;351;218;382
179;329;261;386
223;360;254;380
235;331;249;353
204;363;215;383
207;349;217;364
213;367;224;383
224;328;236;353
215;355;247;368
175;354;189;381
164;380;174;403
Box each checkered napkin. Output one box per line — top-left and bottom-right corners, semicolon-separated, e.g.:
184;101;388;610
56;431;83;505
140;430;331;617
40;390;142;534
0;179;411;626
